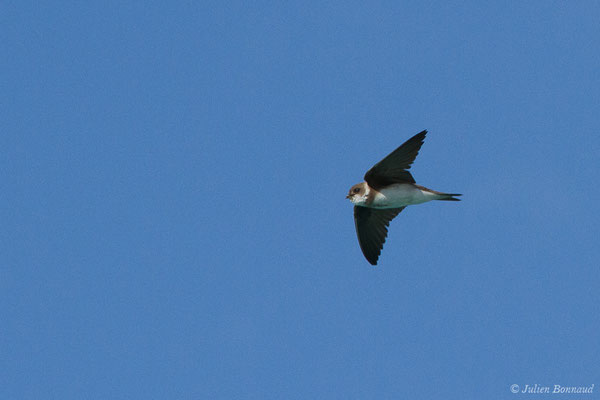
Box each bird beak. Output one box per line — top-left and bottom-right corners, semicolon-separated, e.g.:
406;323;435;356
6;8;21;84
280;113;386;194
346;195;351;199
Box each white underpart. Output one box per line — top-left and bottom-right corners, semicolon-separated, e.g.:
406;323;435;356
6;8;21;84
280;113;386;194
372;184;440;208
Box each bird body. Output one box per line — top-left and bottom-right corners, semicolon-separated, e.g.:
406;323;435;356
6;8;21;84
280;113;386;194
347;130;461;265
349;182;458;208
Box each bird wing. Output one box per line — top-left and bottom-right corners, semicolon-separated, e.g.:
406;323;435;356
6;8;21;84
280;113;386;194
353;206;405;265
363;130;427;188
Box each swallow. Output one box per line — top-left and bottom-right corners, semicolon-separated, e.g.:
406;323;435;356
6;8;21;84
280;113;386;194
347;130;461;265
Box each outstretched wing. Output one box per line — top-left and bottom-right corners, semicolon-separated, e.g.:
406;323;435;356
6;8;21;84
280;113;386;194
353;206;405;265
364;130;427;188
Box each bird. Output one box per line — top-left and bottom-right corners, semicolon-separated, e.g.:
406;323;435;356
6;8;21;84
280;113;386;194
347;130;461;265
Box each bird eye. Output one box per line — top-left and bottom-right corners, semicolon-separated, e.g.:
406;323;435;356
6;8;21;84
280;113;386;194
353;188;360;193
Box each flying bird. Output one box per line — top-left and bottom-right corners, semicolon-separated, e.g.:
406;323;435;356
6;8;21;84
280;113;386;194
347;130;461;265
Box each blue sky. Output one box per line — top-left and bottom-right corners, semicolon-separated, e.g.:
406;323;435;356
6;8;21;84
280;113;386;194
3;1;599;399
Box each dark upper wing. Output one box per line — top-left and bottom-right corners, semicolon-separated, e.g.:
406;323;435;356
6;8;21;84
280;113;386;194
354;206;405;265
364;130;427;188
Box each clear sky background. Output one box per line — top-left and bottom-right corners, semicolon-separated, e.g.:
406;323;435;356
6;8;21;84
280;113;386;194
3;1;599;399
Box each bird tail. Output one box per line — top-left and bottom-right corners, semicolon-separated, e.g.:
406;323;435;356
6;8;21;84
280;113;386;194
437;193;462;201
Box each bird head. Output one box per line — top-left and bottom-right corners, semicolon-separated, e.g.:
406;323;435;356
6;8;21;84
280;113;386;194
346;182;369;205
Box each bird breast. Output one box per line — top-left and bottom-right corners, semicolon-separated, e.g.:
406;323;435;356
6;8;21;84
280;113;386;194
371;184;433;208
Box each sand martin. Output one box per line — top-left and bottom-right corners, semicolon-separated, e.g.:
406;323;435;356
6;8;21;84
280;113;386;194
347;130;461;265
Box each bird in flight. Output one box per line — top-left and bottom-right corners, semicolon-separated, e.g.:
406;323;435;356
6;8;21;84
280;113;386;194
347;130;461;265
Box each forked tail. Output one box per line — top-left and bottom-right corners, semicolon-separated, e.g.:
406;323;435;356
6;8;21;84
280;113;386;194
437;193;462;201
